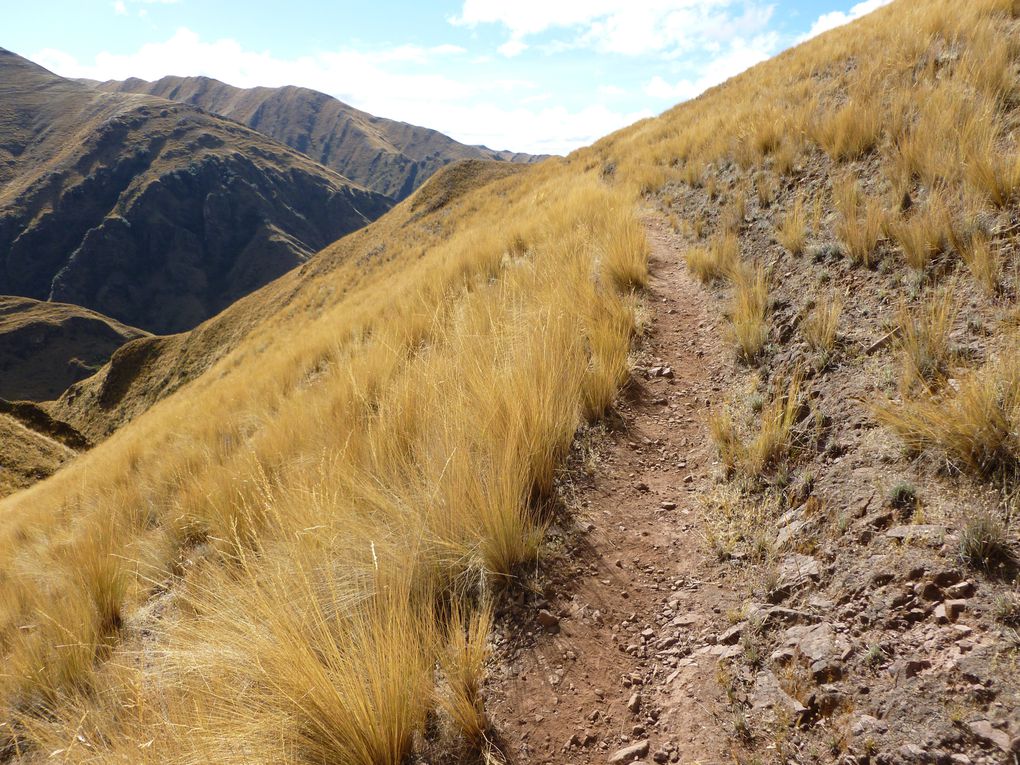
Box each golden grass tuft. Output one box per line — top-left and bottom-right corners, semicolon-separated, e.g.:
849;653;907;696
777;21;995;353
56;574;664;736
896;287;958;394
887;189;952;270
777;193;807;255
726;264;770;363
802;293;843;352
687;232;740;284
711;371;805;478
961;232;1001;294
833;177;885;267
874;353;1020;480
438;602;494;748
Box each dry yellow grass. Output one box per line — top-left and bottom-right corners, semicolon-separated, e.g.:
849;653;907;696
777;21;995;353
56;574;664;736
875;352;1020;480
887;189;953;270
897;287;958;393
833;176;885;267
9;0;1020;758
803;293;843;352
687;232;740;284
726;264;770;362
961;232;1001;294
777;193;807;256
0;160;647;762
710;371;804;478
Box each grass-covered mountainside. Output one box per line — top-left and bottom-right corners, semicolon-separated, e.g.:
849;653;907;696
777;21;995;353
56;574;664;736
92;75;544;201
2;0;1019;762
0;297;147;401
0;48;391;335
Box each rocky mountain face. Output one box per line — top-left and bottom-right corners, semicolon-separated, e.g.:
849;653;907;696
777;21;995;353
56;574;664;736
92;75;545;200
0;48;392;335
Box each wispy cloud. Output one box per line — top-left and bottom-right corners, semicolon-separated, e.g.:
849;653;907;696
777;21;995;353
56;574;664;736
33;28;644;155
643;31;778;102
450;0;775;57
802;0;893;41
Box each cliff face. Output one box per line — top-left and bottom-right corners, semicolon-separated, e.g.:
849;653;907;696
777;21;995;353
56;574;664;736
94;75;546;201
0;49;392;335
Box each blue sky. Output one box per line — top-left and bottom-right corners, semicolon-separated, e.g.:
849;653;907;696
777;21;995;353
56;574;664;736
6;0;890;154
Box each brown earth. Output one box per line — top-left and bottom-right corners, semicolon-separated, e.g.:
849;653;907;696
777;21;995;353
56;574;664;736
487;216;750;765
91;75;546;201
490;200;1020;765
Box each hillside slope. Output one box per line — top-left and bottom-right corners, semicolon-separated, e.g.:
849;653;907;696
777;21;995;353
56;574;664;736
574;0;1020;760
0;296;147;401
0;49;391;334
2;1;1020;764
92;74;545;200
48;159;526;444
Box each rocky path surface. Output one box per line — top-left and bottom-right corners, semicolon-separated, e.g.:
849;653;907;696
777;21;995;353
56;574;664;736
487;215;750;764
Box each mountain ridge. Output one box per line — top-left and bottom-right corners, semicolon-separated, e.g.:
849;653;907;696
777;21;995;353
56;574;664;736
88;73;546;200
0;47;392;334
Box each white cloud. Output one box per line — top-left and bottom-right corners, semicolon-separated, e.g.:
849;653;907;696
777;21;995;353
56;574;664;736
643;32;777;101
497;39;528;57
802;0;892;40
598;84;626;97
32;28;638;155
113;0;127;13
451;1;775;57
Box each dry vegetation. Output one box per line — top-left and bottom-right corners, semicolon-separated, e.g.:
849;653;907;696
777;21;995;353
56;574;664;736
0;159;646;762
7;0;1020;760
582;0;1020;757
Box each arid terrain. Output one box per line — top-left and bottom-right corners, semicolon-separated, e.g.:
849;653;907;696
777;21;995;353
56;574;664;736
1;1;1019;763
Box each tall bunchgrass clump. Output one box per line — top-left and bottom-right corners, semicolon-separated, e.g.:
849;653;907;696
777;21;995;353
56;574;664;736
687;232;740;284
711;371;805;479
834;176;885;267
874;353;1020;480
726;264;770;363
777;194;807;255
803;294;843;352
896;287;958;393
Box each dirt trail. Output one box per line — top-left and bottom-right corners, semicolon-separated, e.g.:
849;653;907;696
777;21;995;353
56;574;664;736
488;215;748;764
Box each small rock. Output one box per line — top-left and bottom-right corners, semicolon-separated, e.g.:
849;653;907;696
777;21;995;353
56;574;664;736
660;501;677;510
945;581;974;599
899;743;929;762
537;609;560;631
653;751;669;764
915;582;942;601
627;692;642;713
609;739;650;763
966;720;1012;752
935;600;967;624
932;569;963;587
718;621;746;645
895;658;931;678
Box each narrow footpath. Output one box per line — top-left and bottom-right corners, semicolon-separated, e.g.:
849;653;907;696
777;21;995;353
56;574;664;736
488;215;750;764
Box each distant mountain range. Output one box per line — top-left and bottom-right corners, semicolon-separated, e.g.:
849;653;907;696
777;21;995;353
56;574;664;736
0;47;392;335
89;75;546;201
0;49;541;407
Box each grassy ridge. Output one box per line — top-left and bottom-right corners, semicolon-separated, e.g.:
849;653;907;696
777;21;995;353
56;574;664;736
0;161;646;762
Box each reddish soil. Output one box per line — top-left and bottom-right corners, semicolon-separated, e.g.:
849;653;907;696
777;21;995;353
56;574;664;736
487;214;749;764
